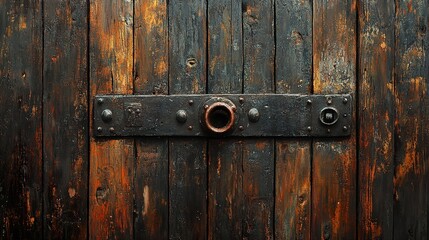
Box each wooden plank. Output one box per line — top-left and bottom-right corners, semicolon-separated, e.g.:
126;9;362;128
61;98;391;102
312;0;357;238
207;1;243;238
168;0;207;239
275;0;312;239
394;0;429;238
0;1;43;238
133;1;169;238
89;0;134;238
43;1;88;238
242;0;275;238
358;0;394;238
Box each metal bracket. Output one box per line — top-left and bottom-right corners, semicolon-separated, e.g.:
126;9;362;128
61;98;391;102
93;94;352;137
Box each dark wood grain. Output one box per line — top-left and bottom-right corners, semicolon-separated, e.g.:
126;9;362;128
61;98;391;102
394;0;429;238
43;1;88;238
0;1;43;238
242;0;275;238
133;0;169;239
168;0;207;239
207;1;243;238
312;0;357;238
275;0;312;239
358;0;394;238
89;0;134;238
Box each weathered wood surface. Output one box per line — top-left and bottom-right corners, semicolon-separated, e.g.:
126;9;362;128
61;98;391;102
43;0;88;238
358;0;395;238
394;0;429;239
168;0;208;239
1;0;429;239
134;0;169;239
275;0;312;239
89;0;134;239
0;1;43;239
312;0;357;239
207;0;243;239
242;0;275;239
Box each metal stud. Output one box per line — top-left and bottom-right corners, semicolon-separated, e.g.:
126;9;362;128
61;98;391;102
101;109;113;123
248;108;260;123
176;110;187;123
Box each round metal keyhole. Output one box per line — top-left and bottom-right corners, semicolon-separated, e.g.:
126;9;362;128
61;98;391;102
208;106;231;129
202;98;236;134
319;107;339;126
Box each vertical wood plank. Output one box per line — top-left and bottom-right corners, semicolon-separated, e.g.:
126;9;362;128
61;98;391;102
312;0;357;238
242;0;275;238
394;0;429;238
275;0;312;239
168;0;207;239
43;1;88;238
134;0;169;238
358;0;394;238
89;0;134;238
0;1;43;238
207;0;243;238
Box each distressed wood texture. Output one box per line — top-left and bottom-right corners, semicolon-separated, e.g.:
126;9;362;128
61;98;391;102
358;0;394;238
394;0;429;239
275;0;312;239
133;0;169;238
312;0;357;239
43;0;88;238
0;1;43;238
207;0;243;238
89;0;134;239
243;0;275;239
168;0;208;239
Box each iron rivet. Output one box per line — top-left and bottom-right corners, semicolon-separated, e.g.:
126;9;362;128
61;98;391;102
109;127;115;133
188;125;193;130
136;109;141;113
248;108;260;123
97;98;104;105
204;104;209;109
343;126;348;131
327;129;331;133
127;108;132;113
307;126;312;131
239;97;244;103
239;126;244;131
327;99;332;105
188;100;194;106
101;109;113;123
343;98;348;104
307;99;312;105
176;110;187;123
97;127;103;132
343;113;347;117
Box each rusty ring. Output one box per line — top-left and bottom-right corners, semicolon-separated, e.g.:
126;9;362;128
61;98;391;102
203;101;236;134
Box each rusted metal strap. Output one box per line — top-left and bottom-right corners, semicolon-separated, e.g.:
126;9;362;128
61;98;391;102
93;94;352;137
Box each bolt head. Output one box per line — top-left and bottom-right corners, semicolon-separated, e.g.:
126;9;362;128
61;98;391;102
239;126;244;131
97;98;104;104
109;127;115;133
101;109;113;122
188;125;193;130
176;110;187;123
248;108;260;123
307;126;312;131
97;127;103;132
239;97;244;103
188;100;194;105
343;126;348;131
307;99;312;105
343;98;348;104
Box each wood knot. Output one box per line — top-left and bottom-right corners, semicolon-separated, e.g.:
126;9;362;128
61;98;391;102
186;58;197;68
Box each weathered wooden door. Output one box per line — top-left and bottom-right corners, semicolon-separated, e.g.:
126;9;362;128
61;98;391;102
1;0;428;239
